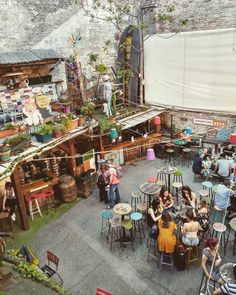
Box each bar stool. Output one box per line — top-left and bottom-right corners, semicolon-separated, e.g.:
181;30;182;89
211;222;227;251
130;212;145;244
130;191;142;211
107;218;121;251
137;202;148;215
42;189;56;214
173;170;184;186
159;252;174;272
165;149;175;166
199;189;208;199
185;245;199;269
26;194;43;220
202;181;213;200
156;170;166;187
147;176;157;183
120;219;134;251
101;210;113;236
182;148;192;167
172;182;182;205
147;235;158;262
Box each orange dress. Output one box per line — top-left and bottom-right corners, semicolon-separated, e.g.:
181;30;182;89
158;220;177;253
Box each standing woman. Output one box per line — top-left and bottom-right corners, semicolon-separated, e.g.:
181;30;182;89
182;186;197;208
201;238;224;284
2;182;17;221
159;187;174;212
96;164;109;204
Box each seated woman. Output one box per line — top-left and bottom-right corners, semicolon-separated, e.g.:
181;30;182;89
198;199;209;216
182;186;197;208
147;199;162;238
201;238;224;285
158;210;177;254
159;187;174;213
182;208;202;246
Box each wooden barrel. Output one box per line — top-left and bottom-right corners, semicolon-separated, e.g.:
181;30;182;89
59;174;77;203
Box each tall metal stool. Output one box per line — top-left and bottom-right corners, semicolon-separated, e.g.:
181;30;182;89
202;181;213;200
211;222;227;252
130;212;145;245
101;210;113;236
107;218;121;251
173;170;184;186
120;219;134;251
159;252;174;272
147;235;158;262
130;191;142;211
172;182;182;205
165;149;175;166
156;170;166;187
182;148;192;167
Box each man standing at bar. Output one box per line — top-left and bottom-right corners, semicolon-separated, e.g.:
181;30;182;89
108;162;121;209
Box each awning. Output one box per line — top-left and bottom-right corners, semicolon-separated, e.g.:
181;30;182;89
118;108;164;130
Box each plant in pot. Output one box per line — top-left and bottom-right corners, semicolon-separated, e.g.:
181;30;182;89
79;102;95;126
3;133;31;153
98;118;113;135
35;124;55;143
0;123;18;138
67;112;79;129
60;116;73;132
0;144;11;162
52;123;64;138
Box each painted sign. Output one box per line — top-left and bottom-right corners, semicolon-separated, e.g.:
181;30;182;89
193;118;227;127
36;95;50;108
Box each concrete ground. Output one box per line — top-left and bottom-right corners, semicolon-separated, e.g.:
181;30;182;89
29;158;234;295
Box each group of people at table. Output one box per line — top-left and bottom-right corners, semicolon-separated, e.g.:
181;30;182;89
146;184;236;294
193;143;236;184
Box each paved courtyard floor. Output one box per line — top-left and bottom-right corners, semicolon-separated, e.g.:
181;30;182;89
30;158;234;295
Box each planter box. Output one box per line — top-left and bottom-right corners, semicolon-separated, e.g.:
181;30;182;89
66;119;79;131
0;129;18;138
10;138;31;154
35;133;52;143
0;151;10;162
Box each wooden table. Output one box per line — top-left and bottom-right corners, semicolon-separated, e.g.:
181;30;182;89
113;203;132;220
161;166;177;191
140;182;161;208
220;263;236;283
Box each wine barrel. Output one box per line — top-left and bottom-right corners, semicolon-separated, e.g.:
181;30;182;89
59;174;77;202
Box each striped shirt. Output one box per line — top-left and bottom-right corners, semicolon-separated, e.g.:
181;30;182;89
221;283;236;295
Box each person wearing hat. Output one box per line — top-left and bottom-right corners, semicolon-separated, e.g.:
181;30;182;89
103;75;112;117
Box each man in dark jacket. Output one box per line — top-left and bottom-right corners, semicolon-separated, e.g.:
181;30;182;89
192;154;204;175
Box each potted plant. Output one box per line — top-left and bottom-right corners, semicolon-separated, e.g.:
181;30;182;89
60;116;73;132
53;123;64;138
0;144;10;162
79;102;95;126
98;118;113;135
0;123;18;138
3;133;31;153
35;124;55;143
68;113;79;129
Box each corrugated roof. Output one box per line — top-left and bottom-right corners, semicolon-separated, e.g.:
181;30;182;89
118;108;164;130
0;49;61;65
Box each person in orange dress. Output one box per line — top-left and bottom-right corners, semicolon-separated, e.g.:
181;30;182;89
158;210;177;253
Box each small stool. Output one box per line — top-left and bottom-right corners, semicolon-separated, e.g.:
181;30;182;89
107;218;121;251
185;245;199;269
120;219;134;251
199;189;209;199
130;191;142;211
101;210;113;236
211;222;227;251
172;182;182;205
130;212;145;244
148;176;157;183
147;235;158;262
137;202;148;215
173;170;184;186
182;148;192;167
26;195;43;220
159;252;174;272
165;149;175;166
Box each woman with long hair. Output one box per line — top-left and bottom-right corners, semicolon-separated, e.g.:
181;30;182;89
182;186;197;208
147;199;162;237
201;238;224;284
182;208;202;246
158;210;177;253
159;187;174;212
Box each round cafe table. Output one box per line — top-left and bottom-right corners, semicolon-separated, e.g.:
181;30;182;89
113;203;132;221
220;263;236;283
161;166;178;192
225;217;236;255
140;182;161;208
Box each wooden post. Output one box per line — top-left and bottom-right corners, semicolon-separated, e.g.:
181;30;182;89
70;34;86;104
99;134;105;159
11;166;29;231
68;140;76;177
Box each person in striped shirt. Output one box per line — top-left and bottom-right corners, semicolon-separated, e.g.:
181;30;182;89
213;282;236;295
